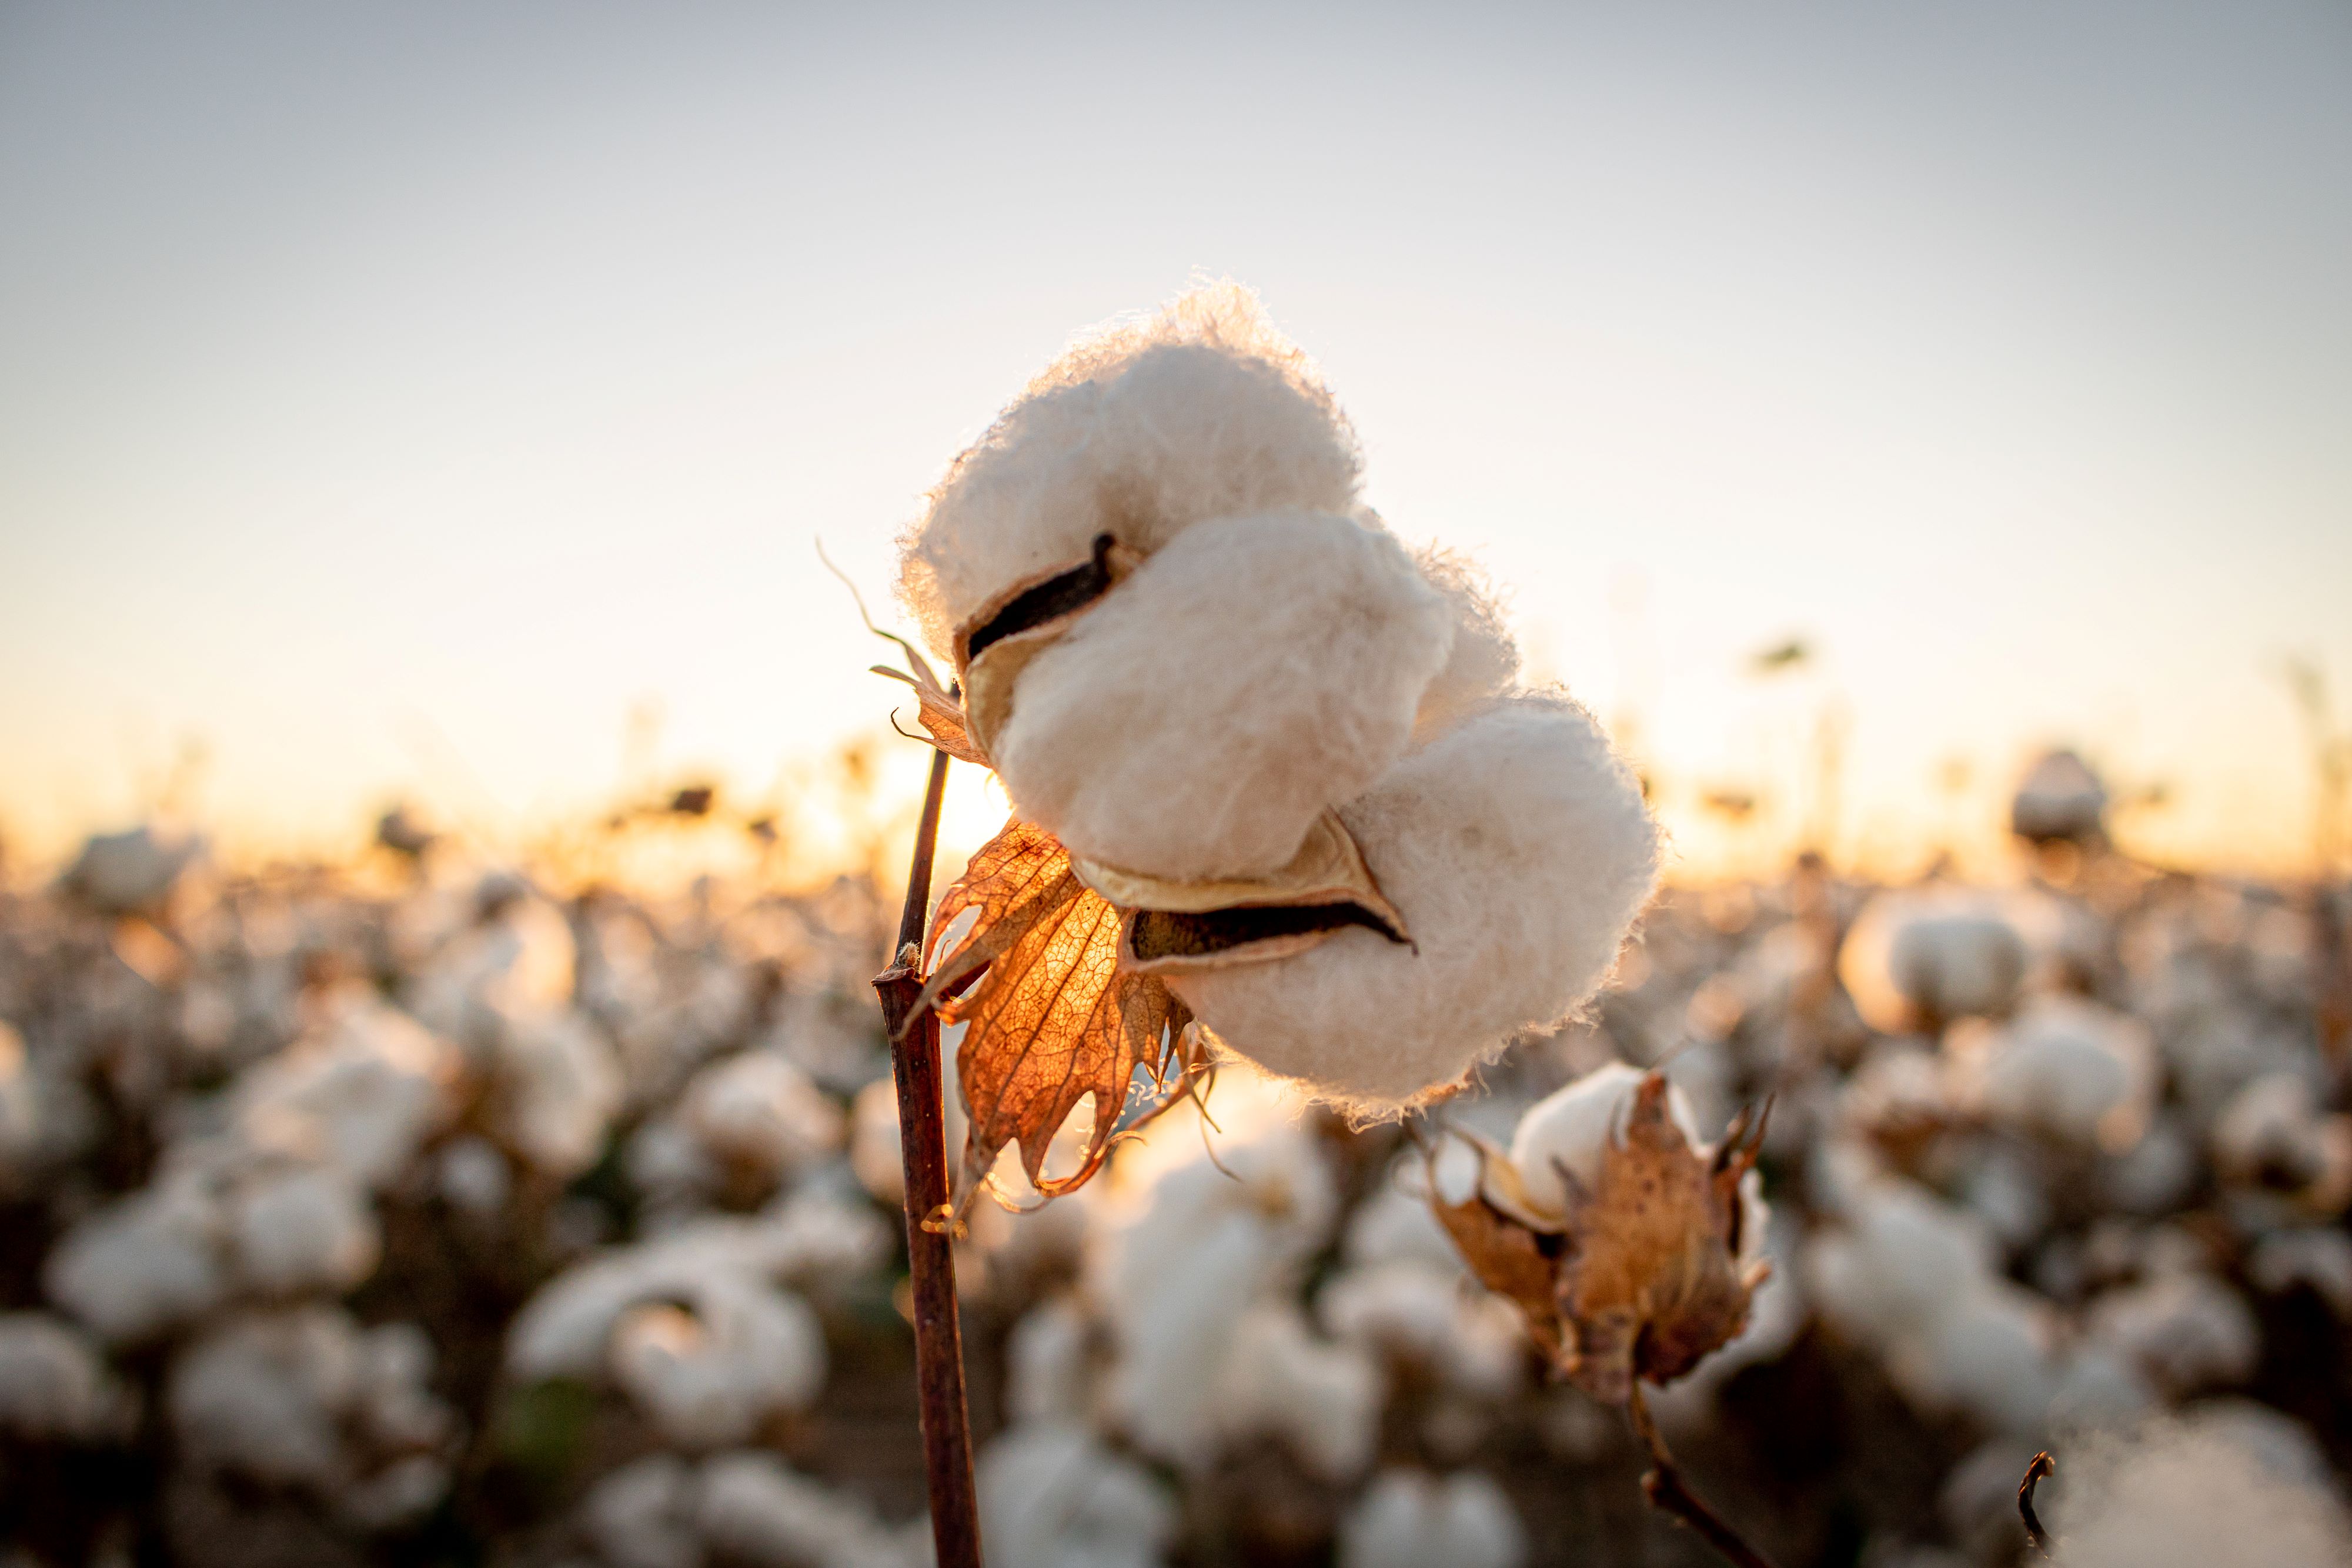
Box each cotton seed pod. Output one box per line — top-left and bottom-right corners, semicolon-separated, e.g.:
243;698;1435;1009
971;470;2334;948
1167;693;1660;1114
987;510;1455;881
897;282;1361;659
1431;1069;1770;1406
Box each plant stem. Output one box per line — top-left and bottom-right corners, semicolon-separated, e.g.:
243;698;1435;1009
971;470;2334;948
2019;1450;2056;1557
1626;1386;1779;1568
873;748;983;1568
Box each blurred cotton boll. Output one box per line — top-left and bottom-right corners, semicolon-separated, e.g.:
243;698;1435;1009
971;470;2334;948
1338;1470;1527;1568
0;1313;133;1442
978;1422;1177;1568
2047;1409;2352;1567
1171;694;1660;1113
2012;748;2110;847
991;510;1452;881
58;825;202;917
1947;995;2159;1152
1840;887;2032;1033
897;282;1360;657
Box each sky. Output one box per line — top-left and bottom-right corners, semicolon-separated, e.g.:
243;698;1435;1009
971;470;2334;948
2;1;2348;880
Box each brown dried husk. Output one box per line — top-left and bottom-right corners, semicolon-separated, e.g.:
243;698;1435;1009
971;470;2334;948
1431;1072;1771;1405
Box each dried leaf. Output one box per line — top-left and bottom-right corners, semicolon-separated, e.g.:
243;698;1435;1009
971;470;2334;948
1426;1073;1770;1406
871;661;988;766
916;818;1194;1213
1432;1135;1570;1367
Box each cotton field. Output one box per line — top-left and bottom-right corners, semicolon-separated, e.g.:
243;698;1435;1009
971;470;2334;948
1;798;2348;1568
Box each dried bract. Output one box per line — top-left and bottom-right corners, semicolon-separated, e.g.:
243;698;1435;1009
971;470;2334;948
1432;1072;1769;1405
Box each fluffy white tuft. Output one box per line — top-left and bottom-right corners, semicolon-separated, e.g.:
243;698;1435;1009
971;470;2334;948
1169;693;1661;1113
2049;1408;2352;1567
1508;1061;1700;1219
899;281;1360;656
1339;1470;1528;1568
993;510;1452;879
1404;543;1520;739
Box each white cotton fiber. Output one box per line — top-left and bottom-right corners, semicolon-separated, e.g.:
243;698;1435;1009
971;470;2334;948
606;1280;826;1449
1839;889;2031;1032
2047;1409;2352;1567
2012;749;2109;845
898;282;1361;656
977;1422;1178;1568
169;1306;365;1486
1169;693;1661;1112
1950;996;2158;1153
1405;544;1521;740
228;1164;381;1296
679;1049;844;1181
992;510;1453;879
1508;1062;1701;1219
1339;1470;1528;1568
582;1455;701;1568
0;1312;129;1442
1212;1303;1385;1482
46;1182;228;1345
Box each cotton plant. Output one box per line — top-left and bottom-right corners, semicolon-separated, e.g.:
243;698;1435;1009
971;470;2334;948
869;281;1660;1217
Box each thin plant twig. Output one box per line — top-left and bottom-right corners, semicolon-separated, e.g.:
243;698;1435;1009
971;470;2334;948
873;747;983;1568
2019;1450;2056;1558
1626;1384;1780;1568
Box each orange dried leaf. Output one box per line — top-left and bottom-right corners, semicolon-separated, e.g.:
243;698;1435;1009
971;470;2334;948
916;819;1192;1212
871;661;988;767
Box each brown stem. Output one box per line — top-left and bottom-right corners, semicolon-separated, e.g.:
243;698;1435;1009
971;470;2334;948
873;748;983;1568
1626;1386;1779;1568
2019;1450;2056;1558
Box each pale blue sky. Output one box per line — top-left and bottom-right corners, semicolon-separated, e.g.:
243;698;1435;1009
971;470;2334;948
3;2;2347;872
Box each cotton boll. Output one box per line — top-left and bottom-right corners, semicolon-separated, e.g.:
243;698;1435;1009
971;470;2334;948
1405;544;1519;740
2046;1409;2352;1567
2011;750;2109;845
2096;1113;2198;1217
227;1164;380;1296
46;1181;228;1345
497;1009;623;1178
2210;1072;2352;1215
1006;1297;1097;1425
0;1021;98;1191
342;1454;453;1532
169;1307;364;1487
436;1135;513;1218
1805;1180;1997;1343
1338;1470;1527;1568
233;999;455;1190
1212;1303;1384;1482
0;1313;131;1442
1171;694;1660;1112
2088;1273;2260;1397
2046;1345;2159;1433
583;1455;703;1568
1317;1259;1528;1400
977;1422;1178;1568
1095;1129;1337;1465
606;1278;826;1448
2250;1227;2352;1318
1508;1062;1700;1220
1887;1282;2059;1434
1840;890;2029;1033
1950;997;2157;1152
678;1050;844;1182
991;510;1450;880
899;282;1361;656
696;1450;911;1568
61;825;201;915
353;1322;453;1451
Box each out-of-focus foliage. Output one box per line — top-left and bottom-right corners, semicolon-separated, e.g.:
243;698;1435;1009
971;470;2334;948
1;799;2348;1566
